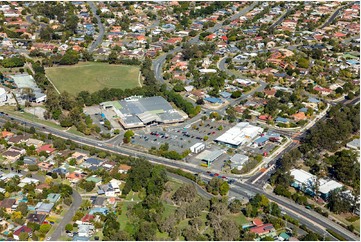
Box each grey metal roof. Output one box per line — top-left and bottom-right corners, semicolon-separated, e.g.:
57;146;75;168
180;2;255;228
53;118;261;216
230;154;249;164
202;150;224;162
116;96;184;127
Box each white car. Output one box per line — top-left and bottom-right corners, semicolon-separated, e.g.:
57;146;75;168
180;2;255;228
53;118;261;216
46;237;51;241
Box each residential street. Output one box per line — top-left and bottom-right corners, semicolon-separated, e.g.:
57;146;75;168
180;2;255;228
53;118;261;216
88;2;105;53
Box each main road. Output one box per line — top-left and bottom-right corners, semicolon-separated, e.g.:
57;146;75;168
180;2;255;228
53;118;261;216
88;1;105;53
0;113;358;241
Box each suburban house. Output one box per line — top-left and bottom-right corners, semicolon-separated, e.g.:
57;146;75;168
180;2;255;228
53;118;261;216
2;150;21;162
52;167;68;176
81;157;103;168
78;224;95;237
0;198;16;213
47;193;61;203
81;214;95;223
36;144;56;154
37;162;54;171
89;207;108;216
1;131;14;139
26;213;47;224
7;134;29;145
91;197;106;208
35;202;54;215
26;138;44;148
71;152;88;164
66;172;85;183
275;117;289;124
313;86;332;95
85;175;102;186
249;223;276;239
292;112;307;122
118;164;132;174
13;225;32;241
97;179;122;197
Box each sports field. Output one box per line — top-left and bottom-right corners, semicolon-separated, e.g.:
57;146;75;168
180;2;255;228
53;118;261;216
45;62;141;95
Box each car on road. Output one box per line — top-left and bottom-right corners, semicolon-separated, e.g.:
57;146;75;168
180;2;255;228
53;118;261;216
206;171;211;174
97;144;103;147
228;179;236;184
214;173;219;176
209;173;214;177
46;237;51;241
221;176;227;179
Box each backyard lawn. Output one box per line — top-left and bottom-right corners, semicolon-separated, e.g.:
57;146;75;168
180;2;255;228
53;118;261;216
45;62;140;95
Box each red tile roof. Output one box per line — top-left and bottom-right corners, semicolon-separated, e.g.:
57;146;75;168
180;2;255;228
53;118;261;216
249;223;275;235
37;144;56;154
253;218;263;226
13;226;32;236
82;214;95;222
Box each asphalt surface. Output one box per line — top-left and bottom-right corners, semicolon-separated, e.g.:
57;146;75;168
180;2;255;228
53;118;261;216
320;2;353;29
49;188;82;241
269;9;291;30
88;2;105;53
25;15;47;29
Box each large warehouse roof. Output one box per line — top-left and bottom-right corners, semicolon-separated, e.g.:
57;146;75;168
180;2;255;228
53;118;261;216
215;122;263;146
101;96;186;128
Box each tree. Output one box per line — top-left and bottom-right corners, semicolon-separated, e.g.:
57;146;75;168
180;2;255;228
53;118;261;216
298;57;310;68
327;189;353;214
123;130;135;143
16;202;28;216
231;90;242;98
229;199;242;213
39;224;51;234
19;232;29;241
11;211;22;221
301;232;319;241
59;50;79;65
210;178;229;196
196;98;204;105
172;184;197;205
136;221;157;241
65;223;73;232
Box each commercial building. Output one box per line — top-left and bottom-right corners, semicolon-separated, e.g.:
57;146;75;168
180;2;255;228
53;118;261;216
347;139;360;150
190;142;205;154
196;149;224;167
11;74;46;103
0;87;7;103
291;169;349;199
100;96;187;129
215;122;264;148
230;154;249;170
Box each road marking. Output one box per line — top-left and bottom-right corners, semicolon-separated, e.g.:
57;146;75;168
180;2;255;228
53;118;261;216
251;164;275;184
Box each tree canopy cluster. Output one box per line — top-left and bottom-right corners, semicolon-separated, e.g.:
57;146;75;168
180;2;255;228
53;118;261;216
1;56;25;68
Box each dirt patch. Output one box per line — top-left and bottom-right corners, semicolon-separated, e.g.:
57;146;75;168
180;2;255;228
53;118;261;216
25;107;46;119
